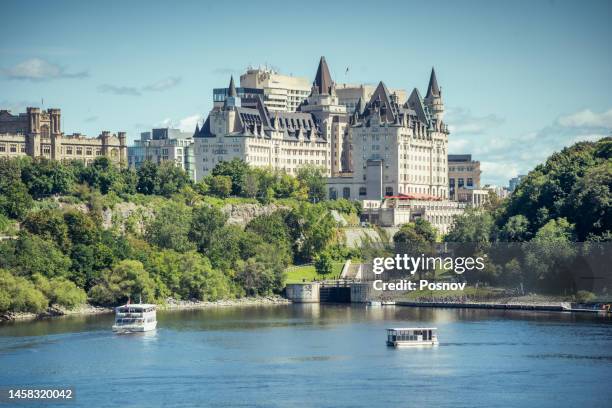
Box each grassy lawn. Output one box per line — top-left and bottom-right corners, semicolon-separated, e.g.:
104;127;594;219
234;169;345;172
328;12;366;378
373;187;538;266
285;262;345;284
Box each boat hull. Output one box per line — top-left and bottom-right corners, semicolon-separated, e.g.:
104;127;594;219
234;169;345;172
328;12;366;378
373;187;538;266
112;321;157;333
387;340;438;347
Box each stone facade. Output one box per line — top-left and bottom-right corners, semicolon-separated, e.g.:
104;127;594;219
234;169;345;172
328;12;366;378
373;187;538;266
327;68;450;201
193;57;350;180
0;107;127;165
448;154;481;201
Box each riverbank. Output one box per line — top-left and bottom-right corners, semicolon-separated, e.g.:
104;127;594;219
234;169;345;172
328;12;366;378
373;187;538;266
0;296;291;322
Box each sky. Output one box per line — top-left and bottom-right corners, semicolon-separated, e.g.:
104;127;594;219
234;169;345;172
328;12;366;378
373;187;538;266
1;0;611;186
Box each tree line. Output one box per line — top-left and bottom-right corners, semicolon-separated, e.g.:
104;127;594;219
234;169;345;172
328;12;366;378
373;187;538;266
0;156;356;314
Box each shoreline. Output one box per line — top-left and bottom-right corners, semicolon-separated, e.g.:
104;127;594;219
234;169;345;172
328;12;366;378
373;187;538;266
0;296;292;323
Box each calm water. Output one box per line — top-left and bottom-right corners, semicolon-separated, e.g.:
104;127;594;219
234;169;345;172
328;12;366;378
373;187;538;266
1;304;612;408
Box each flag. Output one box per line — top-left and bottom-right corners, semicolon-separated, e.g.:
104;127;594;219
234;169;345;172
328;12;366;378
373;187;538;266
345;67;349;74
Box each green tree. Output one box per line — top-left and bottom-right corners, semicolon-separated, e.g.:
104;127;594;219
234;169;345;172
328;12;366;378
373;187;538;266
212;158;249;196
208;175;232;198
499;215;531;242
296;165;326;203
189;205;228;253
21;158;74;198
0;158;33;220
88;260;157;305
157;161;191;197
0;269;48;313
77;157;119;194
22;209;71;251
315;252;333;276
0;233;71;278
32;274;87;309
136;161;160;195
145;201;195;252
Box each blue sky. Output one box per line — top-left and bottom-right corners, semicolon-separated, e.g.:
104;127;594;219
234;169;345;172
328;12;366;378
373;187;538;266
1;0;610;185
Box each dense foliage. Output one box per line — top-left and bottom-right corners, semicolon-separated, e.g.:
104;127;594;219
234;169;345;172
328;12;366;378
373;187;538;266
444;137;611;294
0;156;345;313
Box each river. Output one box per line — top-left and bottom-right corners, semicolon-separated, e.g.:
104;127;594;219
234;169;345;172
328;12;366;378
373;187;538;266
1;304;611;407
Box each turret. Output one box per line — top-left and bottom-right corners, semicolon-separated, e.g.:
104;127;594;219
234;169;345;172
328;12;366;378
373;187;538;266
224;76;241;108
423;67;445;122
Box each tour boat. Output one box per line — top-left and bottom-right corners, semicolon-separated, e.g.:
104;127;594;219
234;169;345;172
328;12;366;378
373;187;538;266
386;327;438;347
112;303;157;333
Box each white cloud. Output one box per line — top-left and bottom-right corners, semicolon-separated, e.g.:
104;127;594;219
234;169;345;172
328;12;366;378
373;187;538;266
446;107;505;135
154;114;203;133
557;109;612;128
142;76;182;92
98;76;182;96
98;84;141;96
3;58;87;81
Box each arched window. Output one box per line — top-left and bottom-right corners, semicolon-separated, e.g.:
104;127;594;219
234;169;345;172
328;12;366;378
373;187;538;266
329;187;337;200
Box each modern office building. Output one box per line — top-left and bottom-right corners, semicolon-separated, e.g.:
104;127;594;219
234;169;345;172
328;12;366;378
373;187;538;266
239;67;311;112
0;107;127;165
448;154;481;201
326;68;450;201
128;127;195;180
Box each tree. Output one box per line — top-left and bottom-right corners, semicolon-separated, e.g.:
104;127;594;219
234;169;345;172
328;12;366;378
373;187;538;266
0;269;48;313
212;158;249;196
208;175;232;198
315;252;333;276
499;215;531;242
189;205;228;253
136;161;160;195
21;158;74;198
245;211;292;262
296;165;326;203
288;203;336;262
0;158;33;220
22;209;71;251
88;260;157;305
32;274;87;309
157;161;191;197
145;201;195;252
0;233;71;278
568;162;611;240
77;157;119;194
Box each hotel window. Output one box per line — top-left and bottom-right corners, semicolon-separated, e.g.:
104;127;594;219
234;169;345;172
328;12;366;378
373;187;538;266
359;187;367;196
467;178;473;187
86;148;93;156
10;144;17;153
96;149;102;156
67;147;73;155
20;144;26;153
0;144;5;152
43;145;51;155
458;178;465;188
76;147;83;155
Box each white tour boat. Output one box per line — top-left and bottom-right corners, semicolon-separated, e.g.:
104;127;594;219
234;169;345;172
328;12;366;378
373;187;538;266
112;303;157;333
386;327;438;347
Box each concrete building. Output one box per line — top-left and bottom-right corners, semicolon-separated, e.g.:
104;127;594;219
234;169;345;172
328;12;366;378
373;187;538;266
336;83;407;115
448;154;481;201
128;128;196;180
361;195;465;235
0;107;126;165
239;67;311;112
327;68;450;201
509;175;526;192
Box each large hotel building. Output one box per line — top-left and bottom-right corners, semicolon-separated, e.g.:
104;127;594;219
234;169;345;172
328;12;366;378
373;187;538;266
194;58;348;179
